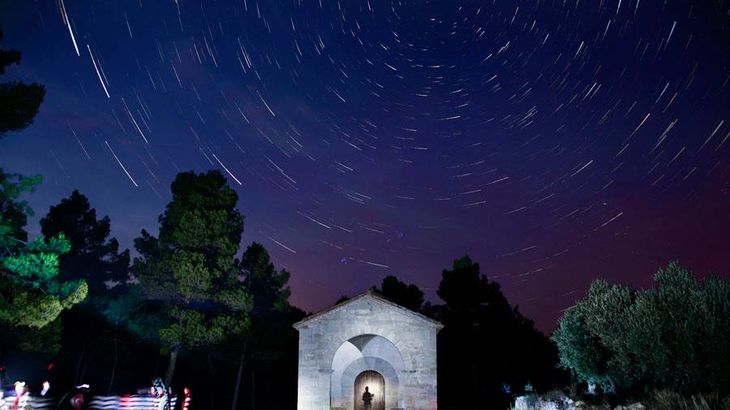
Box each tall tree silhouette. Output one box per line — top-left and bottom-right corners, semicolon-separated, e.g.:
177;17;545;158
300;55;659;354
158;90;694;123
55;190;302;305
373;275;424;312
132;170;252;386
0;28;86;352
41;190;130;296
241;242;291;314
0;29;43;243
436;256;562;409
222;242;301;409
0;30;45;138
39;191;130;387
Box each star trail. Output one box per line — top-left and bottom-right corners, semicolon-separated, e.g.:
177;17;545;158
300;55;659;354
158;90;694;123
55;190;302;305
1;0;728;332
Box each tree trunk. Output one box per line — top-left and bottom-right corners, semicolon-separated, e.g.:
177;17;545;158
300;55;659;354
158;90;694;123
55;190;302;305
251;365;256;410
470;338;479;403
73;340;87;385
107;337;119;394
208;352;217;409
153;354;160;380
165;348;179;387
79;353;94;384
230;345;247;410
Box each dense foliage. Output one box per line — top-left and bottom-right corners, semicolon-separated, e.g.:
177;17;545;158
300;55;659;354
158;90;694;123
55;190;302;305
0;171;38;245
0;30;45;138
0;32;87;346
5;25;709;407
435;256;565;409
131;170;252;385
232;242;303;410
41;190;130;296
1;28;297;407
241;242;291;314
553;262;730;396
1;235;87;328
373;274;425;311
365;259;564;409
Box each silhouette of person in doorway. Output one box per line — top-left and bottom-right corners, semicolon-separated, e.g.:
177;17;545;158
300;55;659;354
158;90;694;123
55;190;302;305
362;386;374;409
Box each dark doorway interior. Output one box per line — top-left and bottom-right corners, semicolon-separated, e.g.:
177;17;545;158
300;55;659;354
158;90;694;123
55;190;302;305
354;370;385;410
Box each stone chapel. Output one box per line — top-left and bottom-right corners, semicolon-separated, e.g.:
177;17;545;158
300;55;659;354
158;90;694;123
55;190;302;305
294;291;442;410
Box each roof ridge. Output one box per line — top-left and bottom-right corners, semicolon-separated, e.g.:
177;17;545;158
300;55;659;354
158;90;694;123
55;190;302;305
293;290;443;329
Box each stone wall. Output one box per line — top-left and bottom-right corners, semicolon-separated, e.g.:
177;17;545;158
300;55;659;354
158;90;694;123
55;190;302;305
295;293;441;410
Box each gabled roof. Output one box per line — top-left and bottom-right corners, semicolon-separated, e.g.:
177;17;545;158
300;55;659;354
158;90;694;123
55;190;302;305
293;290;443;329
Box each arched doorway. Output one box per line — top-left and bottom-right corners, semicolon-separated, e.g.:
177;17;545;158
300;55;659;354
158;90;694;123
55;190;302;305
354;370;385;410
330;334;403;409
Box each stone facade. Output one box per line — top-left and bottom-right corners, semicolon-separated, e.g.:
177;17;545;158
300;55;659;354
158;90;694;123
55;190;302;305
294;291;442;410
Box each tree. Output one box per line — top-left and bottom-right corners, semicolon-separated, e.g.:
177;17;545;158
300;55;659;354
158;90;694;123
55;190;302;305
702;275;730;394
0;171;39;247
1;234;87;327
241;242;291;314
437;256;507;310
0;28;86;349
224;242;299;410
645;264;710;392
40;190;130;296
132;170;252;386
334;295;350;304
0;29;44;245
373;275;424;312
552;282;626;391
0;175;88;349
436;256;562;409
0;30;45;138
553;262;730;395
37;190;132;387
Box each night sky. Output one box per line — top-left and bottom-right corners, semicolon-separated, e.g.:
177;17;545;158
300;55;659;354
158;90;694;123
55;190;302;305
1;0;729;333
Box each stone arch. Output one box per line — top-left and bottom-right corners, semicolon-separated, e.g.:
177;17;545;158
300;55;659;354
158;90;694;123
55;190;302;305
330;334;405;409
323;325;416;372
294;292;442;410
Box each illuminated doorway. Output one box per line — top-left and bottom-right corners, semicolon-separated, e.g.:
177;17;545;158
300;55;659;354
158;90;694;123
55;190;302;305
354;370;385;410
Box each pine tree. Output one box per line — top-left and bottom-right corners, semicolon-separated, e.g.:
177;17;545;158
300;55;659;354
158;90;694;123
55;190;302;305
132;170;252;386
229;242;295;410
0;28;86;351
374;275;424;312
0;30;45;138
437;256;562;409
41;190;130;296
